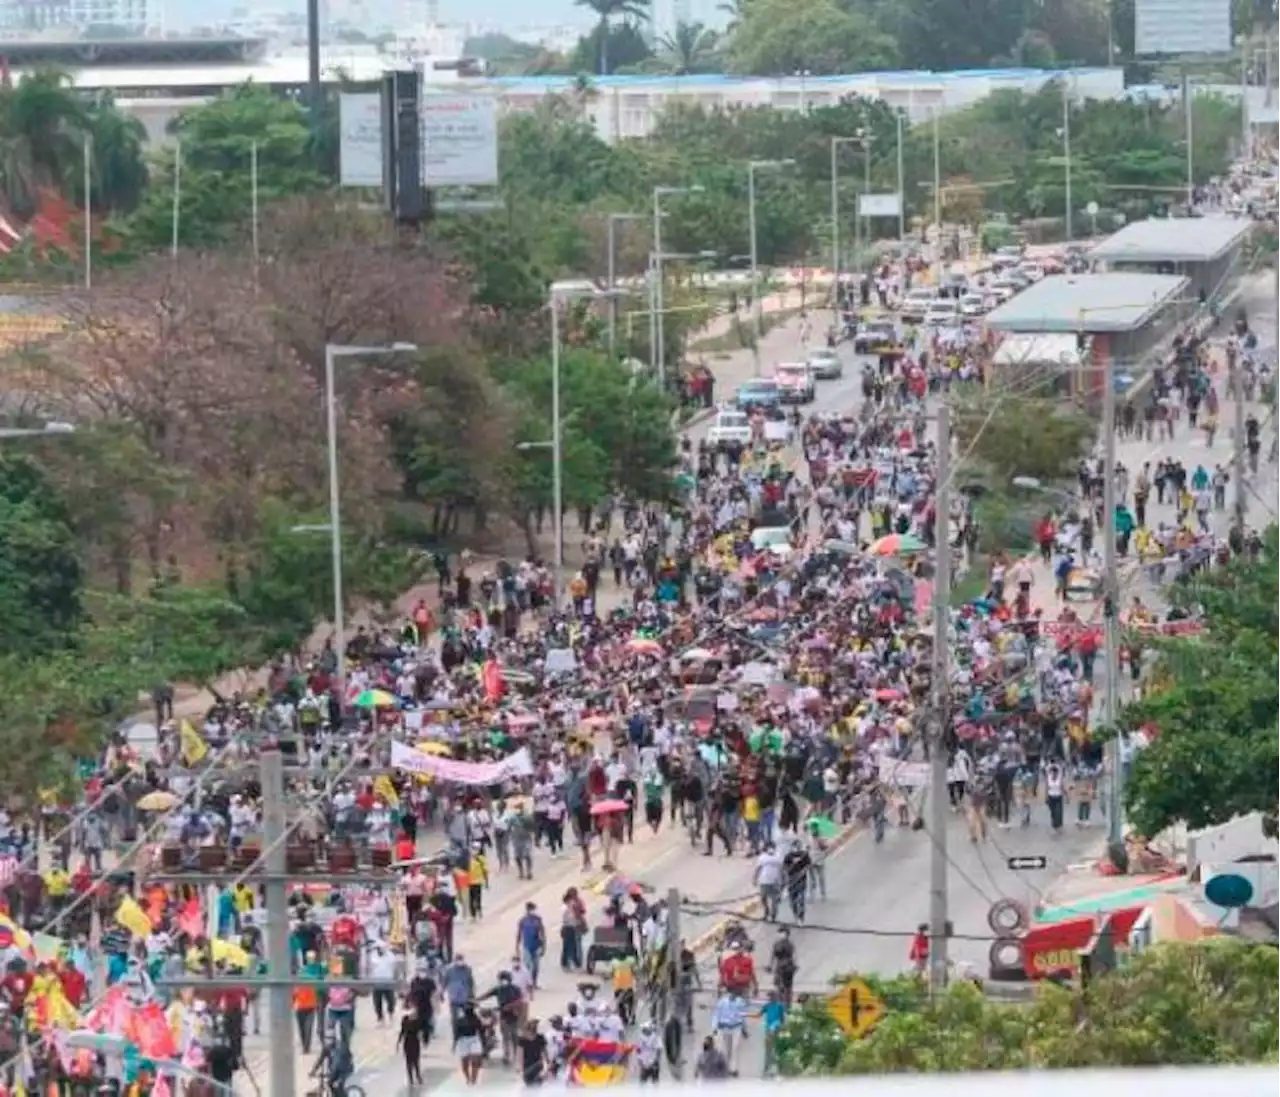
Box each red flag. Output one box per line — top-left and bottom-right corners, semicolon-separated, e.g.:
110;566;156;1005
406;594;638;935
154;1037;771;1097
177;897;203;940
481;658;505;702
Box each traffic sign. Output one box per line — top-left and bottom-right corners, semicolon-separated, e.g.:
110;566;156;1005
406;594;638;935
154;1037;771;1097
1007;855;1048;871
826;976;886;1039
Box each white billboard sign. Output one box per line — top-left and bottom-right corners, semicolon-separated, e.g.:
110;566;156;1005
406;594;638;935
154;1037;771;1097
858;193;903;218
339;93;384;188
1135;0;1230;56
420;95;499;187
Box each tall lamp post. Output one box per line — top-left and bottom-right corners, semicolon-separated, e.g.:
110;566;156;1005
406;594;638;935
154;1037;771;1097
606;211;645;360
829;138;859;317
324;342;418;710
519;282;629;608
748;159;792;375
652;184;705;392
1060;77;1074;242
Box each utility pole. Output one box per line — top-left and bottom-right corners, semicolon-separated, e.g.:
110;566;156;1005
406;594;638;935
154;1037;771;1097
1269;267;1280;519
1062;79;1073;242
931;111;942;286
1102;350;1123;849
665;887;682;1079
263;751;296;1097
1233;367;1247;530
928;403;951;995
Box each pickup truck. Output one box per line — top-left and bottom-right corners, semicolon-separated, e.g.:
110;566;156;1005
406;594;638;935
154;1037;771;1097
706;409;753;448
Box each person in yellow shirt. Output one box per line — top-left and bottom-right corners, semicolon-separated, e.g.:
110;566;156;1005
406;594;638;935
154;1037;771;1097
612;956;637;1026
467;848;488;920
44;868;70;900
743;795;761;853
233;883;256;914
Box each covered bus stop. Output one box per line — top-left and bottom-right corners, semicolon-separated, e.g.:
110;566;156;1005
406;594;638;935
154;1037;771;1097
1086;216;1251;306
984;272;1189;398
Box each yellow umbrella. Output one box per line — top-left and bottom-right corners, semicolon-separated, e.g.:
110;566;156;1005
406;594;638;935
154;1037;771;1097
415;741;451;757
137;790;179;812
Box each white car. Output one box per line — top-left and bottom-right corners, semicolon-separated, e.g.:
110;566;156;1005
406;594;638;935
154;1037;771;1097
750;526;794;559
899;287;938;323
958;293;990;318
1019;262;1045;283
923;299;960;327
706;409;752;447
805;347;843;379
988;280;1020;303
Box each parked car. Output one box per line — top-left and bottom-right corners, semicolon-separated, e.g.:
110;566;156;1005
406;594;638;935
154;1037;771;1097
958;293;991;318
805;347;844;379
923;299;961;327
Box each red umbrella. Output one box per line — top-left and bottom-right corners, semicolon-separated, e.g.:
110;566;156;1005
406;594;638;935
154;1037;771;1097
590;799;630;816
874;688;903;702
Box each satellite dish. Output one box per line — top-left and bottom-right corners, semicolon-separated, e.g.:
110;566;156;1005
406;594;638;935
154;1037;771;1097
1204;873;1254;909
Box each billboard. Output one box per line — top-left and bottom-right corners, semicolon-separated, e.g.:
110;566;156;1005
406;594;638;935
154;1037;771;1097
1135;0;1230;55
420;95;500;187
858;193;903;218
338;93;384;187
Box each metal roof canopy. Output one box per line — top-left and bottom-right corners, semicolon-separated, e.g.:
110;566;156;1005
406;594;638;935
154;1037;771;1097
1088;216;1253;264
984;273;1188;334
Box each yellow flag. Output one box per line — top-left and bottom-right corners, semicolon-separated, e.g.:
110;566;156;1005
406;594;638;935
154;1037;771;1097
116;896;153;940
373;775;399;809
179;720;208;766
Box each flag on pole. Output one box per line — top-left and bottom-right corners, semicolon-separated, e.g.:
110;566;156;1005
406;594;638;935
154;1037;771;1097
179;720;208;766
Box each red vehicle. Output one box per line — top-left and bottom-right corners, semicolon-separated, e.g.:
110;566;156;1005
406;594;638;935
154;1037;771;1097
772;363;815;404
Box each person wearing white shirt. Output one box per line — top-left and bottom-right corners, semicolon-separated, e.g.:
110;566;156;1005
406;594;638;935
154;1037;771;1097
754;846;784;921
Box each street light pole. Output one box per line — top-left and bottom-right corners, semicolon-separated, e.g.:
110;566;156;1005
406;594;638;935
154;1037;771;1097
748;161;791;376
1063;81;1073;242
896;112;905;240
828;140;839;319
652;185;704;391
606;212;643;360
324;342;417;710
550;299;564;603
932;110;942;285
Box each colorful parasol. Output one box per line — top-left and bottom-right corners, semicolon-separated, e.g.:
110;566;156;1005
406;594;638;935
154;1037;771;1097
354;689;399;709
868;532;927;556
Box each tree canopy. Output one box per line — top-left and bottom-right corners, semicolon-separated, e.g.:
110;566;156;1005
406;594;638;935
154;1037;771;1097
777;942;1279;1075
1116;525;1278;837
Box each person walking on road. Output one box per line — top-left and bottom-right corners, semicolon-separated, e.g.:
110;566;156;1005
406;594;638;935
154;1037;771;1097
397;1006;423;1086
515;902;546;989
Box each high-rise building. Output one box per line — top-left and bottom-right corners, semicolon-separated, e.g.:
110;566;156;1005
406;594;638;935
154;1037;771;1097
0;0;160;32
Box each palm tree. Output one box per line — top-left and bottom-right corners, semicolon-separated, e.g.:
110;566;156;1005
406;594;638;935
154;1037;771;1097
83;96;148;214
574;0;651;76
658;21;719;74
0;68;85;216
716;0;752;32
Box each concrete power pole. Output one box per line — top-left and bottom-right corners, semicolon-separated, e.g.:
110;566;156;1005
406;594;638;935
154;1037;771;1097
665;887;682;1079
1233;373;1247;530
928;403;951;995
263;751;297;1097
1102;360;1123;849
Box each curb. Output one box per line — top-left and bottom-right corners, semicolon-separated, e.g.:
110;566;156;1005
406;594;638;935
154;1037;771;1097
685;819;865;958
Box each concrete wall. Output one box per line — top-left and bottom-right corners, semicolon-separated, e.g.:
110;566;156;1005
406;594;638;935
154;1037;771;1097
1187;812;1276;878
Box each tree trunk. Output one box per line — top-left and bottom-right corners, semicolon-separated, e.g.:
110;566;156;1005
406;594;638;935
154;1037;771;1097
521;511;538;559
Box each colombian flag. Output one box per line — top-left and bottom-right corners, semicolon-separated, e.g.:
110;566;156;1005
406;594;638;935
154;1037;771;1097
565;1038;632;1086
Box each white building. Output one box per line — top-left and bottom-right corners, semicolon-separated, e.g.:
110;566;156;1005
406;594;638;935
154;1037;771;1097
75;57;1125;146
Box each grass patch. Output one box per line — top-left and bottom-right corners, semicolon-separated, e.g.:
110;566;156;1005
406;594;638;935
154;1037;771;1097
688;306;804;354
950;560;990;607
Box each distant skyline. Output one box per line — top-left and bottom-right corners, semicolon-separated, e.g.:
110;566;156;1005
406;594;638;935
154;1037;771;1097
163;0;723;33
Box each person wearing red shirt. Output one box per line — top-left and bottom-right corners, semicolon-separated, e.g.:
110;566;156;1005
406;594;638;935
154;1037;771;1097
718;944;756;996
1034;516;1057;563
909;924;929;974
3;966;33;1013
58;963;86;1008
394;834;415;864
330;912;362;950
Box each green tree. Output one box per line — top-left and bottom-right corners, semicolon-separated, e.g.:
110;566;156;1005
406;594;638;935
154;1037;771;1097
83;94;149;214
952;395;1093;485
571;20;656;76
0;68;86;216
0;451;83;657
574;0;652;74
1116;526;1278;836
658;21;721;74
129;87;326;250
778;941;1279;1074
727;0;900;75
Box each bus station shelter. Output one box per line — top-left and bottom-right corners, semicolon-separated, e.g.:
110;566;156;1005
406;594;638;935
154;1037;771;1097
984;272;1189;398
1086;217;1251;305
